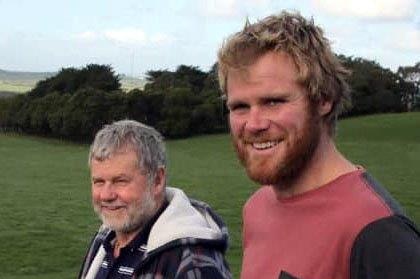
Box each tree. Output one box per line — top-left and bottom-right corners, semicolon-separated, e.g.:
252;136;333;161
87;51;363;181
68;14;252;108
60;88;127;141
0;97;13;130
144;65;207;94
28;64;121;98
174;65;207;94
158;88;200;137
397;62;420;111
126;89;165;127
46;93;71;136
144;69;174;93
80;64;121;92
339;55;404;116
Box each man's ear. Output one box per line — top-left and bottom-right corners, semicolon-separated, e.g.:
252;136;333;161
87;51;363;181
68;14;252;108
152;167;166;197
317;99;333;116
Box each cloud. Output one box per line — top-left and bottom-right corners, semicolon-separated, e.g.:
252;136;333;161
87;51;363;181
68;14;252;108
199;0;238;18
312;0;417;20
104;28;147;45
74;31;98;41
150;33;174;44
198;0;274;18
391;28;420;51
73;28;174;46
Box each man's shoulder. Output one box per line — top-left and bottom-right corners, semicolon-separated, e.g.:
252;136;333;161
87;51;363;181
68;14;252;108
356;171;404;215
338;170;406;228
245;186;274;206
350;215;420;279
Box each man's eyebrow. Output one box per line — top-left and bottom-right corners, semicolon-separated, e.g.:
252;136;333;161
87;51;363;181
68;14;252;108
226;99;237;106
226;99;247;107
113;174;130;179
263;90;290;96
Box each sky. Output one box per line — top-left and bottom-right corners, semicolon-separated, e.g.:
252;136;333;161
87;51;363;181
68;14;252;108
0;0;419;76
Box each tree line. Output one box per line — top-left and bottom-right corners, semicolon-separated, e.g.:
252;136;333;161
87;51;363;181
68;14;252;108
0;64;225;140
0;58;418;141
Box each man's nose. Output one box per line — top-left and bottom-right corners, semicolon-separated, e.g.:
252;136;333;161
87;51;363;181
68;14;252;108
245;107;270;133
100;183;117;201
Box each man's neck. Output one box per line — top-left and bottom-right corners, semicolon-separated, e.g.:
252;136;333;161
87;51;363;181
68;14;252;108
113;229;141;258
112;198;168;258
273;132;357;199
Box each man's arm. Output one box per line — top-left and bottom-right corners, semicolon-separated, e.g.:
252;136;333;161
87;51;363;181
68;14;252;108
174;245;232;279
350;215;420;279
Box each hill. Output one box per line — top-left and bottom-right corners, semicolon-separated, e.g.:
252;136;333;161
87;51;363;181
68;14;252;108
0;69;54;81
0;69;54;94
0;68;146;94
0;91;17;98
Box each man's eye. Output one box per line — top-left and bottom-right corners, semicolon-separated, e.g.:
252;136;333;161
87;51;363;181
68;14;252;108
115;179;128;185
93;180;104;186
229;104;248;112
266;99;285;106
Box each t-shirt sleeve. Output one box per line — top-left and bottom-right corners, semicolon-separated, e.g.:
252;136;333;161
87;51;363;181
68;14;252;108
350;215;420;279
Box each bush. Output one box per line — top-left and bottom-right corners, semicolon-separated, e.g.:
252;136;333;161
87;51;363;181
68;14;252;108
60;88;127;141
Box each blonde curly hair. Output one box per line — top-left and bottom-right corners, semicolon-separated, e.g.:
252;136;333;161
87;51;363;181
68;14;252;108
217;11;351;135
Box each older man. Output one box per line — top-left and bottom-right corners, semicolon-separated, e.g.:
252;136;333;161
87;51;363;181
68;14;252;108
78;120;231;279
217;11;420;279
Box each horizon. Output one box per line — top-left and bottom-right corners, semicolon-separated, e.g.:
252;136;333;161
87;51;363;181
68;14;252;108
0;67;148;80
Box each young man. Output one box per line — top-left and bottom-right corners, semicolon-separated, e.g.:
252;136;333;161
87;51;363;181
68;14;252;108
78;120;231;279
217;11;420;279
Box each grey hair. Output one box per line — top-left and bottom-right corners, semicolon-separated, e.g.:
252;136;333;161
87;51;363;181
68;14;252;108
88;120;167;186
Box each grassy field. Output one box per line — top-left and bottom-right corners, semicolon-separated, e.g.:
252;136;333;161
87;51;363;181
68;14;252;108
0;77;145;94
0;80;33;93
0;112;419;278
0;91;18;98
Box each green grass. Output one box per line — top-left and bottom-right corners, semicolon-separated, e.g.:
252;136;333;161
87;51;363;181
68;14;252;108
120;77;147;91
0;80;33;93
0;91;18;98
336;113;420;222
0;112;419;279
0;76;145;94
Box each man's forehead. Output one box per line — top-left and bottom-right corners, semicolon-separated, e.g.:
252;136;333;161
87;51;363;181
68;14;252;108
91;148;139;166
96;144;138;158
225;68;252;96
227;67;251;81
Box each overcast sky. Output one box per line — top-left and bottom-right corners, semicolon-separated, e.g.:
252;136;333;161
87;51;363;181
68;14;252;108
0;0;419;76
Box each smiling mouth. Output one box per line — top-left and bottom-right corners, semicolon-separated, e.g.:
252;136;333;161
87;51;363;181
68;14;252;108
251;141;280;150
102;205;124;211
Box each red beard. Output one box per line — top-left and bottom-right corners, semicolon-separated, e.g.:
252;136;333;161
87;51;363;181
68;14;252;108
233;109;321;190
